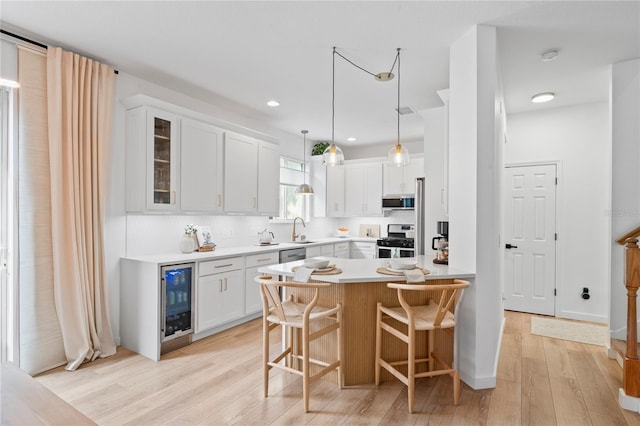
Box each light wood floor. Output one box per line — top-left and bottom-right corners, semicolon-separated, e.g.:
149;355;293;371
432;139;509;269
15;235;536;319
23;311;640;425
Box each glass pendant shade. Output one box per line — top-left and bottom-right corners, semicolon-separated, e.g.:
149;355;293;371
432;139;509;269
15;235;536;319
388;143;410;167
296;130;314;195
322;143;344;166
387;48;410;167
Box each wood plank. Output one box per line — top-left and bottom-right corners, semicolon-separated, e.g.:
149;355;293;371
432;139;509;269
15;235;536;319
0;363;94;426
565;340;628;425
9;311;634;426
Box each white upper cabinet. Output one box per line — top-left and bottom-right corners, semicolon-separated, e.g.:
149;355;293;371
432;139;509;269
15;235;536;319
383;158;424;195
224;132;279;215
180;118;224;212
345;163;383;216
126;106;180;212
310;156;327;218
125;97;280;215
257;142;280;215
326;165;345;217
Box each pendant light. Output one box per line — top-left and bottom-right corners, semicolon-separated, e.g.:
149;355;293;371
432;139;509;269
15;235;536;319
296;130;314;195
323;47;344;166
388;48;410;167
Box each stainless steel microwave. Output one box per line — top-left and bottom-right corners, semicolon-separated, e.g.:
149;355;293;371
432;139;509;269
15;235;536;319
382;195;415;210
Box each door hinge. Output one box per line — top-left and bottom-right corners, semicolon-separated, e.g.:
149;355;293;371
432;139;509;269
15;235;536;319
554;289;557;296
555;233;558;241
555;177;558;185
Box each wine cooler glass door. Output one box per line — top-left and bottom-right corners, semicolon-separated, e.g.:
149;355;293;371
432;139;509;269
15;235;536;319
161;263;194;342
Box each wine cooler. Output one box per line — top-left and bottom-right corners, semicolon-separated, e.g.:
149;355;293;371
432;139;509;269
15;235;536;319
160;263;194;354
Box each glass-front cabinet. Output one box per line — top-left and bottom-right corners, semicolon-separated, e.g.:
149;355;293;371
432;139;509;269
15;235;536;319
152;116;173;205
148;109;179;210
125;105;180;212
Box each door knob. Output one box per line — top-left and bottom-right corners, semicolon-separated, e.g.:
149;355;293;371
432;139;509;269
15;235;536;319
505;243;518;249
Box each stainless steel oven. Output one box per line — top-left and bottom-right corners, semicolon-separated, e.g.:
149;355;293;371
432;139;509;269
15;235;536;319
376;224;415;258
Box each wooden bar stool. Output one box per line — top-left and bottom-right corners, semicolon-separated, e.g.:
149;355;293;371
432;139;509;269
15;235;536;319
255;275;343;413
375;279;469;413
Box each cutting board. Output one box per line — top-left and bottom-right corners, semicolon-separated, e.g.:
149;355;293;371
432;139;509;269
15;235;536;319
359;224;380;238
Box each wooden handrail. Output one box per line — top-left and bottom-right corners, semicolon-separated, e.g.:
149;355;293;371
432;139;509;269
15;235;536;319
616;225;640;245
622;238;640;397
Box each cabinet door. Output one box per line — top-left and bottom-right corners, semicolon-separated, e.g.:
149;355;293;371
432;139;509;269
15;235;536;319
147;108;180;210
362;164;383;215
344;165;365;216
334;242;350;258
224;132;258;213
345;163;382;216
196;274;225;332
326;165;345;217
383;158;424;195
257;142;280;215
310;156;327;218
221;269;245;321
180;119;224;212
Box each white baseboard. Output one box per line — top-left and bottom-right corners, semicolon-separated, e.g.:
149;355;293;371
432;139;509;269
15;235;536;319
459;315;504;391
557;310;608;324
619;388;640;413
610;322;640;340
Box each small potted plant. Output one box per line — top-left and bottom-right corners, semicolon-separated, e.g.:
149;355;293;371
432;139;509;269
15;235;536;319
180;224;197;253
312;142;330;156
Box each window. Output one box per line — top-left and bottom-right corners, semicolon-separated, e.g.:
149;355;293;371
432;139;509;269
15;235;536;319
272;157;310;221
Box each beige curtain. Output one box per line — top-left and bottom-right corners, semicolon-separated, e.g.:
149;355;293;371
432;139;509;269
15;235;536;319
46;47;116;371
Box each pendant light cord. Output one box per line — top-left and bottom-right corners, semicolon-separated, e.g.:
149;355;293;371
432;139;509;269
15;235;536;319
332;47;336;145
334;48;399;78
397;48;401;146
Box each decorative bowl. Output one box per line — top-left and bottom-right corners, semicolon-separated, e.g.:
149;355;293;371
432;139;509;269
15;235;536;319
389;258;417;270
304;258;330;269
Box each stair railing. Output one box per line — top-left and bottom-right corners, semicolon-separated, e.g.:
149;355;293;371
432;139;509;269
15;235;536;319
618;229;640;398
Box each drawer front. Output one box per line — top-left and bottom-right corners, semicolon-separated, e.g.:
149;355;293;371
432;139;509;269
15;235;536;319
334;242;349;251
352;241;376;250
245;251;279;268
199;257;244;276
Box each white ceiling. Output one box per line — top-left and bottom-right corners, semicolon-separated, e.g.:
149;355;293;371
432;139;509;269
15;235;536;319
1;1;638;147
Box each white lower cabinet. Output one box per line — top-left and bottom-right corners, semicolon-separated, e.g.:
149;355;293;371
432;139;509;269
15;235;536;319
244;252;279;315
350;241;377;259
305;243;334;258
334;242;350;258
196;257;245;333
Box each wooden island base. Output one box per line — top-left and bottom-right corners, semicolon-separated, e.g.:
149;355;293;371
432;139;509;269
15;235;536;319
291;278;456;386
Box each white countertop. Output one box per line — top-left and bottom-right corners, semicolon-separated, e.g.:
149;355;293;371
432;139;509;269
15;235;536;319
258;255;475;283
121;237;378;264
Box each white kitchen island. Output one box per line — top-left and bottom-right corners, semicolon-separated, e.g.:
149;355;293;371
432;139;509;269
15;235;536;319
259;255;475;386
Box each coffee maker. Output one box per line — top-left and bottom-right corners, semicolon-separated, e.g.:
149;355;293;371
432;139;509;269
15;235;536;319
431;221;449;264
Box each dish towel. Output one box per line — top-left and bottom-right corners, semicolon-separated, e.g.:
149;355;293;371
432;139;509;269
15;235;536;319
293;266;314;283
404;268;425;283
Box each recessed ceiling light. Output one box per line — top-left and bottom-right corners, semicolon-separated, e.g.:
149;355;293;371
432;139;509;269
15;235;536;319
531;92;555;103
266;100;280;107
540;49;559;62
347;137;356;142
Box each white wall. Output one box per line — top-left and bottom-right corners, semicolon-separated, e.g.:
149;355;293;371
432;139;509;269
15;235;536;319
505;101;610;323
610;58;640;340
421;106;447;237
448;25;503;389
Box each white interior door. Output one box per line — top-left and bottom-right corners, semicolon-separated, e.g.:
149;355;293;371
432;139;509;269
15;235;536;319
503;164;557;315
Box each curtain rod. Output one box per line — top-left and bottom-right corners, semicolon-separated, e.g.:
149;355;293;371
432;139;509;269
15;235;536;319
1;29;119;74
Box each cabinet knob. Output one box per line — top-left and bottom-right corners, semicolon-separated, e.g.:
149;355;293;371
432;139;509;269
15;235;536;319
171;191;176;205
217;194;222;207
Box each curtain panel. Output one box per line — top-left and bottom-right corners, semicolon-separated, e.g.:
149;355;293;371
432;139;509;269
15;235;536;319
46;47;116;370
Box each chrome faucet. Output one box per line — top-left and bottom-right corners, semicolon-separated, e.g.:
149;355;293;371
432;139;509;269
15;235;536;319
292;216;306;241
